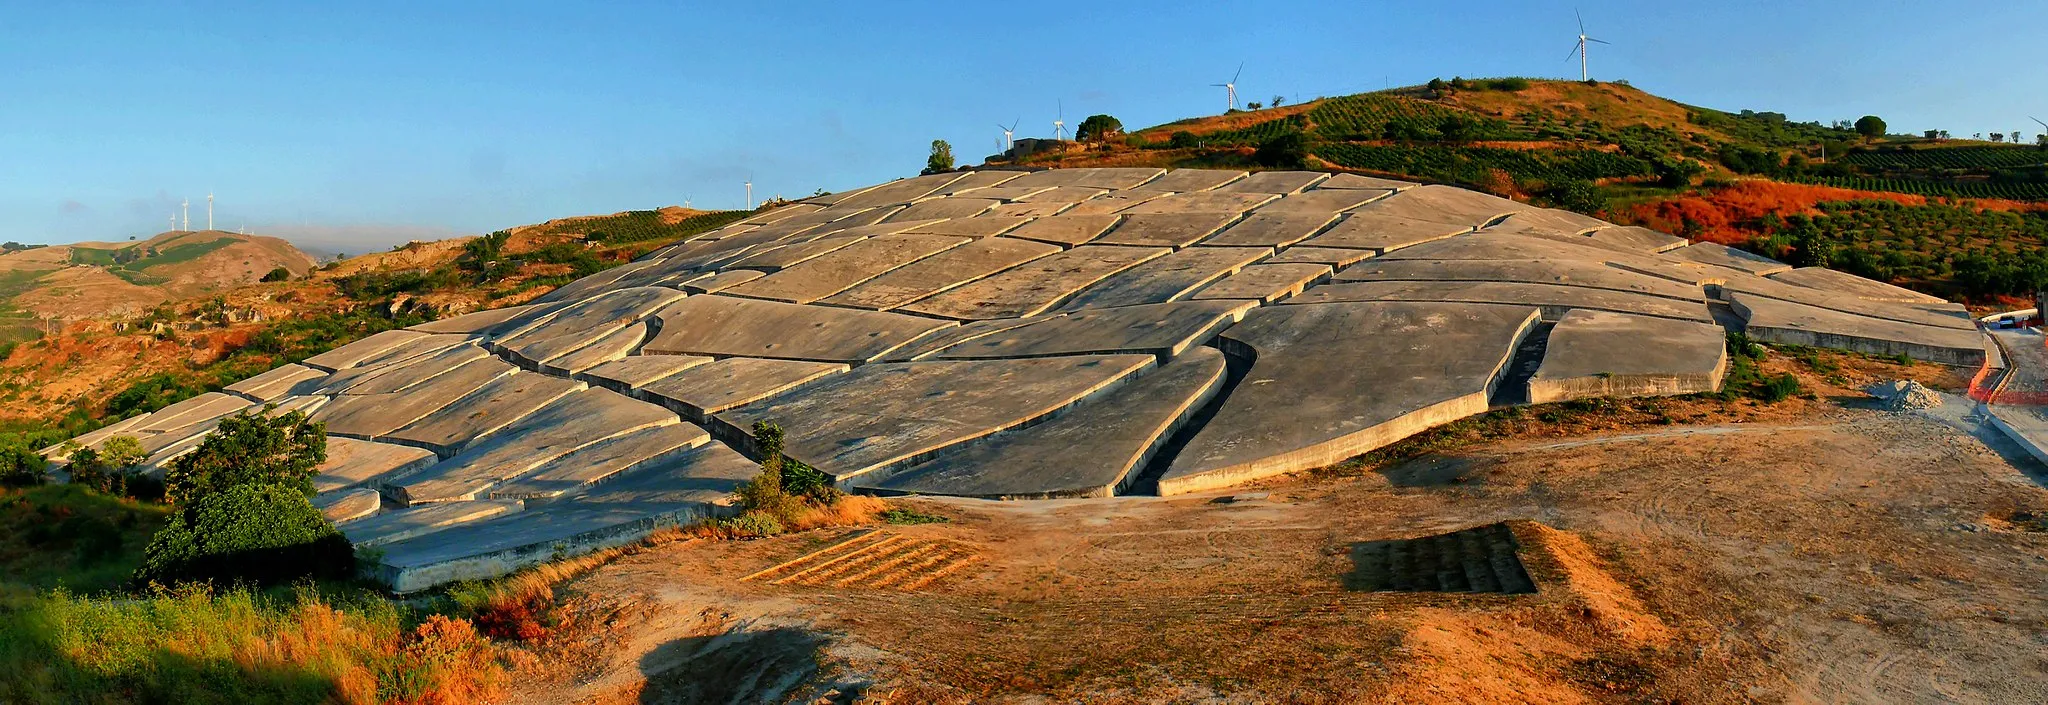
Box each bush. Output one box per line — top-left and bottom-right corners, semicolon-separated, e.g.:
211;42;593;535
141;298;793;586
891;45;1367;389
163;409;326;505
132;483;354;587
1169;131;1200;149
1254;131;1311;169
64;436;147;496
1076;114;1124;142
259;266;291;283
0;441;46;488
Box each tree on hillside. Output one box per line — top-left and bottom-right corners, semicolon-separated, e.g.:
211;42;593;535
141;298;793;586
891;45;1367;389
1924;130;1941;140
1426;78;1448;97
1076;114;1124;143
1271;95;1286;108
1854;115;1887;140
1246;101;1263;110
260;266;291;282
162;409;327;504
137;407;348;586
1253;131;1310;169
922;140;954;175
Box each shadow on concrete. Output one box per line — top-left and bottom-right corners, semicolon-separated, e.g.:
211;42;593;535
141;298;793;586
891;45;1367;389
636;625;855;705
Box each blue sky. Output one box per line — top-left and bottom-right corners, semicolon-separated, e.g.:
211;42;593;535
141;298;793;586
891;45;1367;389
3;0;2043;252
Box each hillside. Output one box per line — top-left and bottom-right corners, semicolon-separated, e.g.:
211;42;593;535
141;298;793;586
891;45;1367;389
1000;78;2048;302
0;230;317;319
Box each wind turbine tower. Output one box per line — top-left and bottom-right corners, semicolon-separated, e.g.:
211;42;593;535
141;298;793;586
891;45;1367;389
181;199;189;231
1053;101;1066;142
1567;10;1610;82
997;118;1019;151
1211;63;1243;113
745;179;754;209
207;193;214;231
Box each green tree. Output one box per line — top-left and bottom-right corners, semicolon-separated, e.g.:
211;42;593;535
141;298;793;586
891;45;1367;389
1854;115;1887;140
132;483;354;586
1270;95;1286;108
162;409;327;505
922;140;955;175
260;266;292;282
1168;131;1200;149
0;440;46;487
1253;131;1310;169
1075;114;1124;142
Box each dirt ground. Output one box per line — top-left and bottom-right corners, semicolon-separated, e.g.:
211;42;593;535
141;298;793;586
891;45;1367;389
514;361;2048;704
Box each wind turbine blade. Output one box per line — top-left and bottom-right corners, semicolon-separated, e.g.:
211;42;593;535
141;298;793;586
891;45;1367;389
1232;62;1243;84
1210;83;1228;87
1587;37;1611;45
1567;43;1582;60
2033;116;2047;131
1576;8;1586;34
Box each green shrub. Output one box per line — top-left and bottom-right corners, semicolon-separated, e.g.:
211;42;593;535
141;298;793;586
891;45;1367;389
162;410;326;505
1758;373;1803;402
879;508;949;525
1254;131;1311;169
259;266;291;283
0;441;46;487
722;511;784;538
132;483;354;587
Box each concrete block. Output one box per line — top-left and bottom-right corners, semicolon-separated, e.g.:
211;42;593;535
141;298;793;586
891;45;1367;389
1200;212;1339;248
382;370;586;457
1668;241;1793;276
224;364;326;402
721;234;970;304
817;237;1060;310
313;436;439;494
1213;171;1328;194
575;355;715;392
1729;292;1987;367
899;245;1169;320
644;295;954;362
390;388;685;504
1288;280;1715;323
1528;310;1728;404
1001;214;1122;247
1055;247;1272;311
926;300;1254;361
640;357;847;423
1192;263;1333;303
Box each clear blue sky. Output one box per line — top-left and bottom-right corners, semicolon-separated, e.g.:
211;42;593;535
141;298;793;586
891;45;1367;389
4;0;2043;252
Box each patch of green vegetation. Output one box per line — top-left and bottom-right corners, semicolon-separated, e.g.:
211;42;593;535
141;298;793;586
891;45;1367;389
1744;199;2048;297
879;508;950;525
128;238;235;271
0;484;170;593
1716;333;1804;403
530;209;750;245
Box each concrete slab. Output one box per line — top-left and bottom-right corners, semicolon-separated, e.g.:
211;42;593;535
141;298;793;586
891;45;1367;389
876;316;1056;361
1289;280;1714;323
407;304;547;335
901;216;1033;238
1213;171;1328;194
1486;208;1612;236
1296;213;1472;253
317;343;491;396
487;423;713;501
383;370;586;457
137;392;254;434
1003;167;1166;190
644;295;954;362
926;300;1254;361
1346;184;1529;227
984;201;1077;218
302;329;429;372
1590;226;1687;254
737;203;825;225
313;436;439;493
1710;272;1974;331
344;500;523;548
898;245;1170;320
721;234;970;303
313;488;380;524
575;355;715;392
1768;267;1949;304
495;287;685;368
1013;186;1111;204
538;320;651;375
827;173;969;209
639;358;848;422
1374;231;1636;263
1056;247;1271;310
314;356;520;440
1200;212;1339;248
1160;302;1541;495
1729;292;1988;367
1000;214;1122;247
1334;258;1708;302
529;261;662;305
1668;242;1793;275
1318;173;1419;190
225;364;326;402
1528;310;1729;404
941;185;1053;202
1192;263;1333;303
1264;246;1378;269
927;170;1026;195
726;235;869;271
888;197;998;222
1092;212;1241;248
868;347;1229;498
817;237;1060;311
1060;191;1173;216
718;354;1156;483
1119;192;1279;215
1254;188;1388;214
390;388;686;504
262;395;327;417
681;269;764;294
1139;169;1247;192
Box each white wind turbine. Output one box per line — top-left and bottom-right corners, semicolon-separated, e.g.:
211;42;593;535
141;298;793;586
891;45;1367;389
2032;116;2047;144
1053;101;1066;142
744;177;754;209
1211;63;1243;113
997;118;1020;151
206;193;214;231
181;198;189;231
1567;10;1610;82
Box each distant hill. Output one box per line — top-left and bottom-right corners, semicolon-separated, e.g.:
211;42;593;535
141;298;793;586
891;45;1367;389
0;230;316;319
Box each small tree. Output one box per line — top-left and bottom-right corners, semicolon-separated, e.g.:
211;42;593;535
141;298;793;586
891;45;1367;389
1253;131;1310;169
0;441;45;487
65;436;148;495
1271;95;1286;108
1991;132;2006;143
132;483;354;586
922;140;955;175
1245;101;1263;110
1923;129;1940;140
1426;77;1448;97
1075;114;1124;143
260;266;292;282
162;409;327;505
1169;131;1200;149
1854;115;1886;140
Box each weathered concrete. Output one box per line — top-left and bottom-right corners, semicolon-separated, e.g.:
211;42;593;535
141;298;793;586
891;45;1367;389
538;321;651;375
224;363;326;402
314;356;521;440
889;197;998;221
1299;214;1473;253
1004;167;1165;190
1192;263;1333;303
680;269;765;294
302;329;429;372
940;185;1047;202
868;348;1229;498
1092;212;1241;248
1264;246;1378;269
876;316;1057;362
1160;302;1540;495
1254;188;1388;214
1588;226;1687;253
407;303;547;335
382;370;586;456
314;488;381;524
1377;231;1649;264
1668;241;1793;275
1319;173;1419;190
719;354;1156;483
1055;247;1271;310
494;287;684;368
1289;280;1714;323
727;235;869;271
1200;212;1339;248
721;234;970;304
645;295;954;362
824;173;969;209
1527;310;1729;404
902;216;1033;237
1060;191;1172;216
817;237;1060;311
530;260;665;304
1119;191;1279;215
343;500;523;548
1711;271;1975;331
1141;169;1247;192
985;200;1078;217
486;422;713;500
1485;209;1611;237
1345;184;1528;227
1213;171;1328;194
1334;258;1707;302
575;354;715;392
313;436;440;493
317;343;491;396
1001;214;1122;247
1013;186;1111;204
137;392;254;434
900;245;1169;320
389;388;687;504
1769;267;1950;304
1729;292;1988;366
737;203;825;225
926;300;1254;361
927;170;1026;195
639;358;848;422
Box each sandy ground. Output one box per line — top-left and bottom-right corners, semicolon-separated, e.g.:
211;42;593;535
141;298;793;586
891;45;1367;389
519;392;2048;704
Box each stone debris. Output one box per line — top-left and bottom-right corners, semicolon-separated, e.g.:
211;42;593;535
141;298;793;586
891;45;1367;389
1868;380;1945;411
